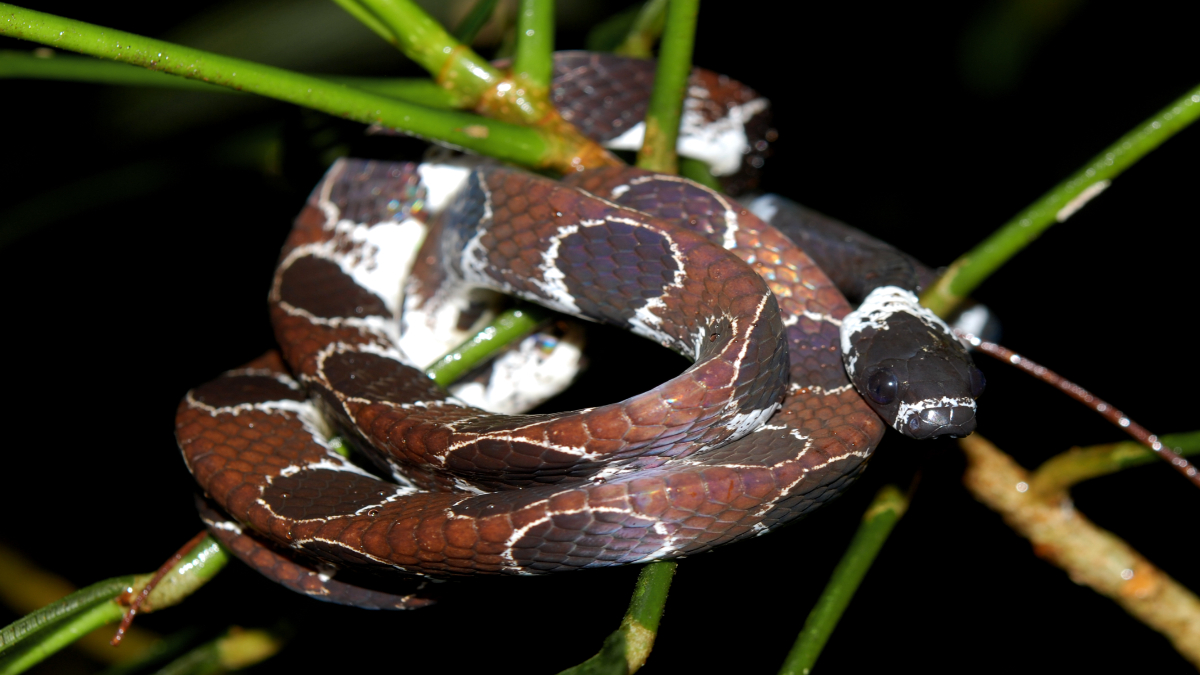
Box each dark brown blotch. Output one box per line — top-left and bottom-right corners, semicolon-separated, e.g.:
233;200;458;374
279;255;389;320
193;375;305;408
262;468;393;520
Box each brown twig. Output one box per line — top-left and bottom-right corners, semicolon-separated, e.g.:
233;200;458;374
959;433;1200;668
958;332;1200;489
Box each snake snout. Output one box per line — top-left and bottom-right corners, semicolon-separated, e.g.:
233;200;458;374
902;403;977;440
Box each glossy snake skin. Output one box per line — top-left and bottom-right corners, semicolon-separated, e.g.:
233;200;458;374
174;56;972;608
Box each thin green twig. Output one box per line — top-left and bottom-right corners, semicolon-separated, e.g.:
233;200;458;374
0;537;226;675
557;562;677;675
332;0;615;166
425;306;551;387
0;602;125;675
352;0;501;100
635;0;698;173
922;82;1200;317
678;157;720;189
329;0;396;45
148;627;283;675
777;485;909;675
1029;430;1200;498
453;0;500;45
0;4;577;170
1;50;215;90
1;51;471;109
615;0;669;58
512;0;553;91
0;577;132;652
337;76;469;108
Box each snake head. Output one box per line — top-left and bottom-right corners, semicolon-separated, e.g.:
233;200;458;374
841;286;985;439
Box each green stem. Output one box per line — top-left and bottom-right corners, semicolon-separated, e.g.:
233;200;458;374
678;156;720;189
1;51;470;109
0;5;569;170
0;576;132;652
0;537;226;675
777;485;909;675
137;536;227;613
512;0;553;91
151;627;283;675
922;82;1200;317
329;0;396;45
615;0;669;58
635;0;698;174
622;561;676;666
425;306;551;387
453;0;500;45
353;0;501;100
1029;431;1200;497
1;49;215;90
557;561;677;675
0;601;124;675
337;76;468;109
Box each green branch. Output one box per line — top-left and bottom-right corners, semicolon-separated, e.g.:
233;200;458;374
0;4;581;170
352;0;502;101
425;306;551;387
453;0;500;45
0;51;471;108
558;561;677;675
635;0;698;173
513;0;554;91
329;0;396;45
615;0;669;58
922;82;1200;317
678;156;720;189
0;536;226;675
151;627;283;675
777;485;909;675
1029;430;1200;498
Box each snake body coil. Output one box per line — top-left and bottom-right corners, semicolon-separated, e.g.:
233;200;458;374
174;57;980;608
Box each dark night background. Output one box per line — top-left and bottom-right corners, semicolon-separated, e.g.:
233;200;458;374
2;0;1198;672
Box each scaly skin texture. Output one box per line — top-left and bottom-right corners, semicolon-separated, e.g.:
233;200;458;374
174;162;886;600
271;164;788;488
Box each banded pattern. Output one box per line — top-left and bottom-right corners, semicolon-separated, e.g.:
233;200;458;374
180;160;882;596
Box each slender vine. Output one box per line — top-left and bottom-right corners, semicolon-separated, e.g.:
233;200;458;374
922;83;1200;317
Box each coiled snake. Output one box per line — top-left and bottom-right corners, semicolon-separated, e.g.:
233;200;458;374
174;53;982;609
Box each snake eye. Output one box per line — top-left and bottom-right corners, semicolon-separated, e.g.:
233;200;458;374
866;368;899;405
969;366;986;398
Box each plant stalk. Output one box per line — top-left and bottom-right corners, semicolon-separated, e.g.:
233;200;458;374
777;485;909;675
923;82;1200;317
635;0;698;173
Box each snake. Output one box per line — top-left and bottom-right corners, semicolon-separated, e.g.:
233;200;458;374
174;53;983;609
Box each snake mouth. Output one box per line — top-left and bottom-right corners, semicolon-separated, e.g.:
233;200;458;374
900;404;977;440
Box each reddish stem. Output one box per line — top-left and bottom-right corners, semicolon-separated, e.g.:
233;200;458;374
957;332;1200;489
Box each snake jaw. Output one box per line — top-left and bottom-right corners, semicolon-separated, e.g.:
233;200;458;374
895;396;978;439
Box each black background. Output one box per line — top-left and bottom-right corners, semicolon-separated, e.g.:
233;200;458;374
2;0;1198;673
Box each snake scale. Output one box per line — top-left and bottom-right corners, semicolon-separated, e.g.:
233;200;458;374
174;53;981;608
